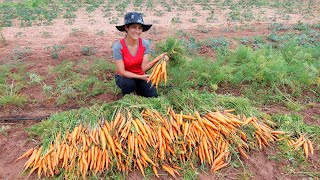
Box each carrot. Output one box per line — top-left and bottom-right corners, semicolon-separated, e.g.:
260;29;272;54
117;116;127;133
162;164;176;178
303;141;309;159
140;149;155;165
148;63;161;83
89;145;95;170
32;147;42;168
191;121;206;135
15;148;34;163
134;136;140;158
113;112;121;128
237;147;249;159
27;162;41;178
136;159;145;177
202;118;218;130
37;160;43;178
271;130;286;135
107;134;117;157
294;140;305;149
162;61;167;85
244;117;253;124
41;159;47;176
154;70;162;89
105;150;109;170
256;134;263;150
131;119;140;134
292;135;304;146
183;122;189;139
256;131;269;146
152;166;159;178
211;151;226;170
46;155;54;176
212;162;228;173
161;127;172;143
135;119;147;136
54;132;61;144
198;142;204;164
81;134;87;151
202;138;211;163
307;140;314;155
100;129;107;152
72;126;79;143
95;150;102;173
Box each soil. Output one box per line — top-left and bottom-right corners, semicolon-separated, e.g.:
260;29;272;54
0;2;319;179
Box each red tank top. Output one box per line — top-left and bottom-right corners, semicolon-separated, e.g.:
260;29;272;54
117;38;145;75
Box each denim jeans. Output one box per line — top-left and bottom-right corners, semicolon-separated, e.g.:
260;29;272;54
115;74;158;97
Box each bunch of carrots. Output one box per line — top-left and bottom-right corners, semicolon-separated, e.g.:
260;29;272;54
287;134;314;159
16;108;314;178
147;53;169;89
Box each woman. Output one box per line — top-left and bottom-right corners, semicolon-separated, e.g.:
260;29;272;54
113;12;166;97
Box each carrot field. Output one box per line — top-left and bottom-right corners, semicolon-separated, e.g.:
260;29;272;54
0;0;319;179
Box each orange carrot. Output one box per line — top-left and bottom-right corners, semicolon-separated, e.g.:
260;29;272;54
15;148;34;163
100;129;107;152
140;149;155;165
161;127;172;143
152;166;159;178
136;159;145;177
162;164;176;178
303;141;309;159
72;127;79;143
238;147;249;159
307;140;314;155
106;134;117;157
212;162;228;172
211;151;226;170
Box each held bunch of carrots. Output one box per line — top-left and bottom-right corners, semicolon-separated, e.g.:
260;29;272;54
147;53;169;89
16;108;314;178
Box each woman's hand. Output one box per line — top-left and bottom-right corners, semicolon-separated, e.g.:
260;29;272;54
140;74;150;81
150;52;168;64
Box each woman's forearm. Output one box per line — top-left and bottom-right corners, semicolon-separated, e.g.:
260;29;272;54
118;70;145;80
143;61;156;72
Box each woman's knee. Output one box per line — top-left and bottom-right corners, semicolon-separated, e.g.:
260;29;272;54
115;75;136;94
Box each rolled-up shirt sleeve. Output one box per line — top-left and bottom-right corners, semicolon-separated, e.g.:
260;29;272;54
142;39;151;55
112;41;123;60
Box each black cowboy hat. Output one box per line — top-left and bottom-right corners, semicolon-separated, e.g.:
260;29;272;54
116;12;152;32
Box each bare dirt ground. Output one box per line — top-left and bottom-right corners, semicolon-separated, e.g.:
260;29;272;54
0;2;319;179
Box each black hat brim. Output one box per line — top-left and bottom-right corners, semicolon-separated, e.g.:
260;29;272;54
116;23;152;32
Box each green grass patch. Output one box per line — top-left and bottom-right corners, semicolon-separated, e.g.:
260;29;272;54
49;59;117;106
0;63;29;107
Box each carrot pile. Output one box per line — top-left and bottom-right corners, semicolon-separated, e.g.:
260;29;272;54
287;134;314;159
16;108;314;178
147;53;169;89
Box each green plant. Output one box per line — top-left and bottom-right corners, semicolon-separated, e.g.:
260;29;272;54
41;31;53;38
205;36;229;50
70;28;81;36
28;73;43;85
171;16;182;24
14;32;26;38
95;29;105;36
155;37;186;67
11;46;32;61
109;17;119;24
0;125;11;136
154;10;163;17
45;45;66;59
81;46;97;56
189;18;197;23
0;26;6;45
